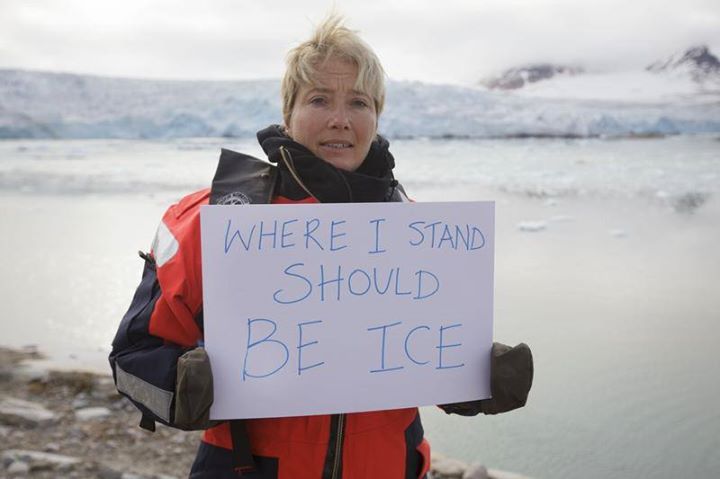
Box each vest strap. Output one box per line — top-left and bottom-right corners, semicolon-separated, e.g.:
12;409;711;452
230;419;256;472
139;413;156;432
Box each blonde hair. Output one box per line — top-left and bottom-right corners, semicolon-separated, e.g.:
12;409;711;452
281;14;386;126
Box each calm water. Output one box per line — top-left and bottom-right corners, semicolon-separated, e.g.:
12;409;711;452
1;135;719;478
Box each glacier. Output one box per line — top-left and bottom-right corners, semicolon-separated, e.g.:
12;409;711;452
1;69;719;140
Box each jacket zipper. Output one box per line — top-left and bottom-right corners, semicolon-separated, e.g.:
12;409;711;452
279;145;319;201
330;413;345;479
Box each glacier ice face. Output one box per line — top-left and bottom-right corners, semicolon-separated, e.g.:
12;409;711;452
0;69;719;139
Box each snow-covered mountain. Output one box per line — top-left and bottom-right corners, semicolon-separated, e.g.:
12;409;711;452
1;66;719;140
647;45;720;85
481;64;584;90
482;46;720;104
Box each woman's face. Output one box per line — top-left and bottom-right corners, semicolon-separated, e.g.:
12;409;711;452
286;58;377;172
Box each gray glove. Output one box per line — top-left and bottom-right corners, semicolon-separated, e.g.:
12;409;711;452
174;347;217;430
440;342;534;416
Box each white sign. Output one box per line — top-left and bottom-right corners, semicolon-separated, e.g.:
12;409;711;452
201;201;495;419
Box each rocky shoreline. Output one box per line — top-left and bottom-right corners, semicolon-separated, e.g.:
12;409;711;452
0;347;530;479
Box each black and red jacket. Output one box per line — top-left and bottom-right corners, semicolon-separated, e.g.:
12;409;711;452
109;127;430;478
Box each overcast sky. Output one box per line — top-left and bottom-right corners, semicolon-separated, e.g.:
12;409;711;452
1;0;719;84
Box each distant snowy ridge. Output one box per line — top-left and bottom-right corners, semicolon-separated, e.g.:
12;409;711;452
646;45;720;85
1;68;719;140
483;45;720;103
481;64;584;90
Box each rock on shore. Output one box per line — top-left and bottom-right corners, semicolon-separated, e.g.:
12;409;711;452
0;347;200;478
429;452;532;479
0;347;530;478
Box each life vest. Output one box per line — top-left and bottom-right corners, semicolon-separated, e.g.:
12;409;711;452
111;149;428;479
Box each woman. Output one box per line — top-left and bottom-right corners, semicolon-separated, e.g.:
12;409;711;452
109;15;532;479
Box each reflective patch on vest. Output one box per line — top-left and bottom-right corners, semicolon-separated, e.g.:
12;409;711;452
116;364;173;423
151;220;179;267
217;191;251;205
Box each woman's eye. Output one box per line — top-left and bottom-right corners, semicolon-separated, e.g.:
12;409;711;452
310;96;327;106
351;98;369;108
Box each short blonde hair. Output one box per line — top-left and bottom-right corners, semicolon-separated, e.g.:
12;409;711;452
281;14;386;126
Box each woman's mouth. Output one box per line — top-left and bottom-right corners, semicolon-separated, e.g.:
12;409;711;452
320;142;353;149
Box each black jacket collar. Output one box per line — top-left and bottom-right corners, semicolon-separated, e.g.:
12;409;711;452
256;125;398;203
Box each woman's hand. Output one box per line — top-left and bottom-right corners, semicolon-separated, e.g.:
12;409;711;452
174;347;217;430
440;342;534;416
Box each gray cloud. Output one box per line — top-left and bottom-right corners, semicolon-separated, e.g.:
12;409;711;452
1;0;718;84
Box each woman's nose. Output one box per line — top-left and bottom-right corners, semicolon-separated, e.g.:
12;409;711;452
328;105;350;129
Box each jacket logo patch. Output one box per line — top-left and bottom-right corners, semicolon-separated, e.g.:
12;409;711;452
218;191;251;205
